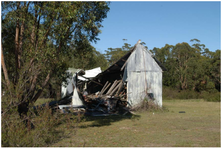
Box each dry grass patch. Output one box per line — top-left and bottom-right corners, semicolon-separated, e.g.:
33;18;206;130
51;99;220;147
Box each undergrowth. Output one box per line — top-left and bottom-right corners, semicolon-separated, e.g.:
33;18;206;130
163;87;221;102
1;104;83;147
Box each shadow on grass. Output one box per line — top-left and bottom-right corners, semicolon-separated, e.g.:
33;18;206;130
34;99;141;129
79;113;141;128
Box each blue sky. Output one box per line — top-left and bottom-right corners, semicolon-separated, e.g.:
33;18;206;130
91;1;221;53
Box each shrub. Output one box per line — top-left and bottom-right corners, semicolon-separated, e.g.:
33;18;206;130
1;105;82;147
163;86;221;102
200;91;221;102
163;87;179;100
162;87;199;100
177;90;200;99
131;98;168;112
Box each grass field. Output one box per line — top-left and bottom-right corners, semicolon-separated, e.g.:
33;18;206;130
50;99;220;147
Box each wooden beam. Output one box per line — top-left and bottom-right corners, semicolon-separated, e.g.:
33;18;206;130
106;80;117;95
100;82;111;96
99;81;109;95
107;80;120;95
110;81;122;96
115;81;123;95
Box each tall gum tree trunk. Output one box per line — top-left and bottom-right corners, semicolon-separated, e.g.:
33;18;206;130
1;43;10;90
15;2;20;84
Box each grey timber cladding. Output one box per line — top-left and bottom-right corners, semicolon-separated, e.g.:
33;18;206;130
125;44;162;72
123;44;163;107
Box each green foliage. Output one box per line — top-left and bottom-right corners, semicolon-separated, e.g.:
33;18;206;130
67;39;109;71
1;3;110;146
105;40;132;66
199;91;221;102
152;39;220;99
1;1;110;112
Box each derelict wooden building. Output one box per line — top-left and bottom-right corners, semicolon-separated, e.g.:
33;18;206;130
87;41;166;107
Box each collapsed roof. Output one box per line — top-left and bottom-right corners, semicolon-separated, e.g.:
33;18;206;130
97;44;167;78
86;42;167;93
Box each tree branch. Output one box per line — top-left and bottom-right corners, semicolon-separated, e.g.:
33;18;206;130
39;11;56;50
31;71;51;103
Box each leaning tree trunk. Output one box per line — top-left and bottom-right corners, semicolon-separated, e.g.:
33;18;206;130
1;43;10;90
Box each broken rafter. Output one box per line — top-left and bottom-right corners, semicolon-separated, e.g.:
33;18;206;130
100;81;109;93
100;83;111;96
107;80;121;96
115;81;123;95
99;81;109;96
106;80;118;95
110;81;122;96
120;58;129;71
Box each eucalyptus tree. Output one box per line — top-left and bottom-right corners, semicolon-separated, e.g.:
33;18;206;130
207;50;221;91
188;39;220;92
68;39;109;71
105;39;132;66
151;44;176;87
150;38;220;94
171;42;202;90
1;1;110;116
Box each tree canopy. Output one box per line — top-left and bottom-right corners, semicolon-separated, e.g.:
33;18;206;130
1;1;110;116
151;39;220;93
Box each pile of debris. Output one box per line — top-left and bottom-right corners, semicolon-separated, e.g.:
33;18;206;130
82;80;131;116
57;79;132;116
